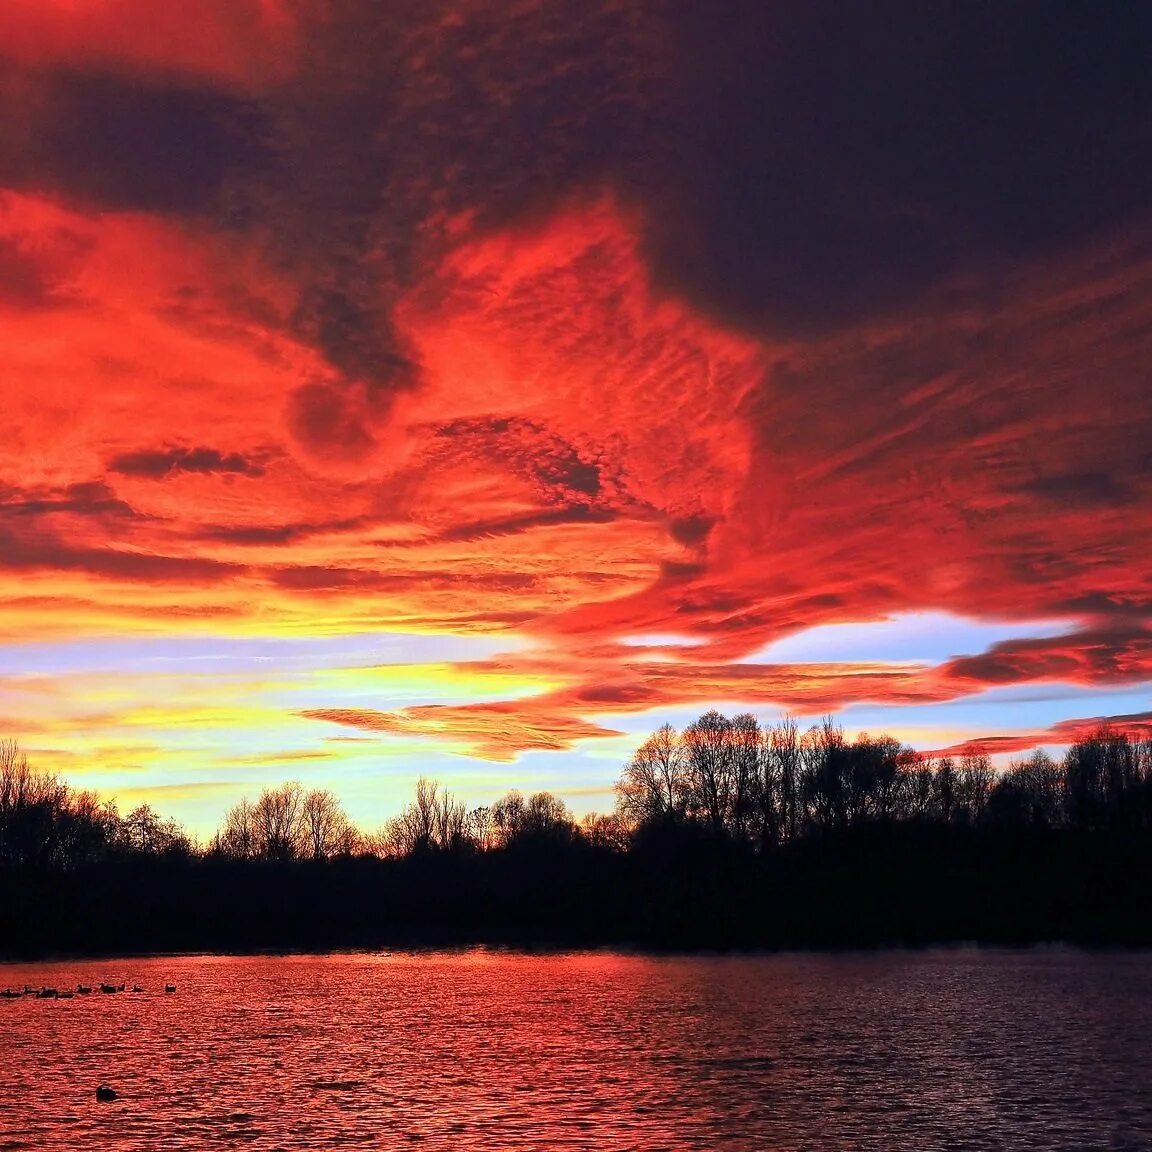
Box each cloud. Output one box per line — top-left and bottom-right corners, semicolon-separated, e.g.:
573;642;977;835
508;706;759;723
938;626;1152;690
284;373;420;474
1012;471;1138;509
0;68;270;215
643;3;1152;333
2;1;1152;819
300;702;623;762
432;417;613;507
1;480;136;520
0;235;72;311
217;748;339;767
0;1;298;87
109;446;265;479
931;710;1152;759
0;535;246;584
437;507;617;544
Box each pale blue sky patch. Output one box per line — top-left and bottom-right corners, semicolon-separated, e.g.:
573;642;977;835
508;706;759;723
748;612;1075;667
0;631;524;680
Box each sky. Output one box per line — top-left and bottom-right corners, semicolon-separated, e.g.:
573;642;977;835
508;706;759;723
1;1;1151;837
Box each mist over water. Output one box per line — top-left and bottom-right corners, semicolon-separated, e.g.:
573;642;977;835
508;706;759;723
2;950;1151;1150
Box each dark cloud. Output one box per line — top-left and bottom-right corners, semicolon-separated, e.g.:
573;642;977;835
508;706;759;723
0;530;245;583
1053;711;1152;739
11;3;1152;381
432;417;618;508
0;480;136;519
932;710;1152;757
243;1;661;455
285;375;414;468
0;237;67;310
574;683;657;707
0;67;269;213
1013;472;1138;508
940;625;1152;689
265;565;540;595
668;516;713;549
269;565;408;592
644;1;1152;333
438;506;616;544
228;0;1152;485
0;479;244;584
195;516;369;546
108;446;265;479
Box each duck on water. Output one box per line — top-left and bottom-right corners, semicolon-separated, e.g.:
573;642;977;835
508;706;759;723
2;981;177;998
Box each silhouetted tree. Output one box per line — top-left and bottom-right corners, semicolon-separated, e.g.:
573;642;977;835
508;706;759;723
843;732;904;823
1064;728;1152;832
900;753;937;821
581;811;629;851
383;778;467;856
8;713;1152;958
466;804;496;851
493;789;576;849
684;710;736;835
956;750;995;825
936;756;958;824
729;713;761;840
802;717;850;833
491;789;527;847
120;803;191;859
524;791;576;844
252;782;307;861
769;716;802;842
215;796;253;858
0;740;125;870
302;788;357;860
615;722;689;828
990;750;1063;828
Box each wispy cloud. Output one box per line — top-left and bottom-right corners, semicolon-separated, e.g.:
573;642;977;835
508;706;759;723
0;2;1149;832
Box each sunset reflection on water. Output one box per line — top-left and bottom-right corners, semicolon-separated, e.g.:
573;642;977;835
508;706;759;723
2;950;1151;1150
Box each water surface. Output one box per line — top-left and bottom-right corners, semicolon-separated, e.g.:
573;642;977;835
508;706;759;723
2;949;1150;1149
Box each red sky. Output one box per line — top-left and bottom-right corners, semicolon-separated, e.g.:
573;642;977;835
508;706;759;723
1;1;1151;833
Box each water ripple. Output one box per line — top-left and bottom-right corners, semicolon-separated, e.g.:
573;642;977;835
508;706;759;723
2;950;1152;1149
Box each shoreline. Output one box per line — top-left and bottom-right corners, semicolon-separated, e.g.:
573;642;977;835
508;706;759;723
4;937;1151;966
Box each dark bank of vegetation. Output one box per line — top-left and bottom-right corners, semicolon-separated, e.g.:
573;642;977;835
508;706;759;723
3;715;1152;958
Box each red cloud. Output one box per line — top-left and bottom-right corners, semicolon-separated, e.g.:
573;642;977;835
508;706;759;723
2;3;1152;792
937;627;1152;691
0;1;297;87
932;712;1152;759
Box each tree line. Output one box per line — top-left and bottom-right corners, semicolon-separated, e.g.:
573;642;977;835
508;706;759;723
0;738;191;872
2;715;1152;956
614;712;1152;841
7;716;1152;872
0;736;603;871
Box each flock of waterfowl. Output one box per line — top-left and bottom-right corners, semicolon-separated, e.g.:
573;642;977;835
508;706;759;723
2;979;178;1103
1;981;177;999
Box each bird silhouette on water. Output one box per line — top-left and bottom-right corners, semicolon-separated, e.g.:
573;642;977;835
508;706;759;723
95;1086;117;1102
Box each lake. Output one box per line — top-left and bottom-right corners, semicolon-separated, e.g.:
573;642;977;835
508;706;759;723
1;949;1151;1149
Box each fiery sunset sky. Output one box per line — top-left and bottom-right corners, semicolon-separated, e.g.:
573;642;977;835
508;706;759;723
2;1;1151;835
